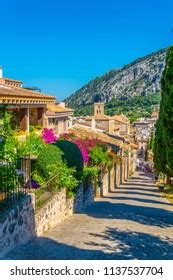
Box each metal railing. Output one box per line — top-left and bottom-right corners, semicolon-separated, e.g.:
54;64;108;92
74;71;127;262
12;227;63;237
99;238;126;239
0;160;29;214
34;173;60;209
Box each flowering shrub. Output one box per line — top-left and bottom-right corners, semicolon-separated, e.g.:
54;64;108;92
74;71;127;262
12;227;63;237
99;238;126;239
60;133;102;164
59;132;76;140
72;138;96;164
42;128;57;144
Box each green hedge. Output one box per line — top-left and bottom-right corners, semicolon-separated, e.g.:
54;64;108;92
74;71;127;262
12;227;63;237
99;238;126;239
33;144;63;181
53;140;84;180
33;144;78;194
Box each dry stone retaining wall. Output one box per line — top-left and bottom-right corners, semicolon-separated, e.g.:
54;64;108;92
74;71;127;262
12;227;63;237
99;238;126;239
0;182;94;258
83;183;94;207
0;194;35;258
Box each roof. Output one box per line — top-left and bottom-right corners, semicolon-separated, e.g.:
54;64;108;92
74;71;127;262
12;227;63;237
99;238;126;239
0;85;55;103
107;133;126;142
0;77;22;84
85;114;111;121
85;114;130;124
112;114;129;124
108;133;138;149
69;124;128;150
46;104;74;114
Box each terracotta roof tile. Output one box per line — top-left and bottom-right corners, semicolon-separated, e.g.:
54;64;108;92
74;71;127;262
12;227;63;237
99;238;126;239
85;114;130;124
85;114;111;121
0;85;55;101
46;104;74;114
69;124;126;149
112;114;129;124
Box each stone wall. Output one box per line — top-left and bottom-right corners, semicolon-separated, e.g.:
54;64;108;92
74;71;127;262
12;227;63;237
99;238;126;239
109;166;116;192
36;183;88;236
116;164;121;188
0;182;94;258
0;194;35;258
35;188;67;236
83;183;94;207
74;183;84;212
101;172;109;196
99;166;117;196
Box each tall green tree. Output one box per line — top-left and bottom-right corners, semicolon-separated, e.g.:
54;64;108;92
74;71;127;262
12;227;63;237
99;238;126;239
0;111;18;161
154;46;173;175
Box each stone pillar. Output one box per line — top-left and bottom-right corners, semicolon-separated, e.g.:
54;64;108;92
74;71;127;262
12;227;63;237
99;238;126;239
19;108;30;132
108;119;114;134
91;118;96;131
114;163;117;189
43;114;48;128
124;157;128;181
127;153;131;178
132;150;137;173
68;117;73;129
38;107;45;126
19;108;27;131
120;160;125;184
116;163;121;188
100;172;109;197
26;107;30;133
63;119;67;133
109;167;115;192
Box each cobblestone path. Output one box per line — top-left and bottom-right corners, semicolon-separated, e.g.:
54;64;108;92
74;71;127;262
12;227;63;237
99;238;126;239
6;172;173;259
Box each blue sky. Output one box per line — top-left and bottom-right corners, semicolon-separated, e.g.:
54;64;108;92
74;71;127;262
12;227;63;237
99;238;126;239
0;0;172;101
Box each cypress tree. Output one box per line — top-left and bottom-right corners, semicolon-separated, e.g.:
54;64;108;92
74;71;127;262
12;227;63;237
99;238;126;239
154;47;173;175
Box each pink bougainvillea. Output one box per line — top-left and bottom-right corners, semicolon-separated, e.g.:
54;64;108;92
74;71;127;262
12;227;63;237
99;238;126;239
59;133;104;164
73;138;102;164
42;128;57;144
59;132;76;140
78;139;104;164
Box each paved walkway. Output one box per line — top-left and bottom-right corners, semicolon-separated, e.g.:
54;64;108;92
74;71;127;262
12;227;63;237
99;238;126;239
6;172;173;259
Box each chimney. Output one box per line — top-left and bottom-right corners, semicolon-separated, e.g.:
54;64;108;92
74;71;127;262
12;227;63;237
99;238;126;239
0;66;3;78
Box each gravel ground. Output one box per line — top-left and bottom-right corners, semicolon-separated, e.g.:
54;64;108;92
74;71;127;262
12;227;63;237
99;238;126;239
5;172;173;260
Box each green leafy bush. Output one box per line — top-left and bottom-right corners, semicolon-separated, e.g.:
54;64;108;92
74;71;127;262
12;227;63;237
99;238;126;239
33;144;78;195
83;165;100;184
0;163;18;191
18;133;45;158
53;140;84;180
89;145;113;171
0;112;19;161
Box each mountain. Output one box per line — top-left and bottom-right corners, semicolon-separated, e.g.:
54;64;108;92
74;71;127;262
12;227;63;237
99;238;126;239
65;49;167;117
